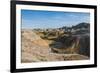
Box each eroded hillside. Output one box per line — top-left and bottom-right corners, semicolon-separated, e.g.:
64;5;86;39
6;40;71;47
21;29;89;63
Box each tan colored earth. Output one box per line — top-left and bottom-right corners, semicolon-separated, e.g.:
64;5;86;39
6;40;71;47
21;29;89;63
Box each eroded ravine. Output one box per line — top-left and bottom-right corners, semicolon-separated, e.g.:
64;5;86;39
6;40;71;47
21;29;89;63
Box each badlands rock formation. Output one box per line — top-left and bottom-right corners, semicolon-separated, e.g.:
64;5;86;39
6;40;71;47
21;29;89;63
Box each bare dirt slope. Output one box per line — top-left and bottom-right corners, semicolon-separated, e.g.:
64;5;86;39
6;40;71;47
21;30;89;63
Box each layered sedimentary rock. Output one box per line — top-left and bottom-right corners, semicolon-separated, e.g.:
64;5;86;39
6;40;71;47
21;30;89;63
50;34;90;57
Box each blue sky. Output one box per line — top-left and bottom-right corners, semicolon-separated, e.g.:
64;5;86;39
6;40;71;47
21;9;90;29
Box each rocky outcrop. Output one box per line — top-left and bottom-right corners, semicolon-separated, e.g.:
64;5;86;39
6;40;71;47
50;34;90;57
21;30;89;63
78;35;90;57
21;30;50;63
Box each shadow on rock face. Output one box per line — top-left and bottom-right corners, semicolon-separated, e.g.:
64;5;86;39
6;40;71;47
50;35;76;48
49;35;79;54
78;35;90;57
49;35;90;57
